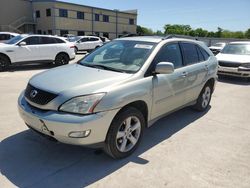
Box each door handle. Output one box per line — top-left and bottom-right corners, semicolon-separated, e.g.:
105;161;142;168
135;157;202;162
181;72;188;77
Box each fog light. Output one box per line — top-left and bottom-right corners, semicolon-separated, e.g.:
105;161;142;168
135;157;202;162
68;130;91;138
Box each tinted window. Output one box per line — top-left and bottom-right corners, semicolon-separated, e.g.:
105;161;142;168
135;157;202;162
103;15;109;22
196;46;205;62
154;43;183;69
80;37;88;42
180;43;199;65
54;38;65;43
89;37;99;41
77;11;84;19
36;10;40;18
95;14;100;21
0;34;10;40
46;9;51;17
77;31;85;36
199;46;210;60
23;37;40;45
59;9;68;17
40;37;56;44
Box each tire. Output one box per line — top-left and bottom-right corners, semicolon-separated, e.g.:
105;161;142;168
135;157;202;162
104;107;145;159
55;53;69;66
0;55;10;72
192;84;212;111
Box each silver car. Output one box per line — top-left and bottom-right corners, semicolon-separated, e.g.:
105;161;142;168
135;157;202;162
18;36;218;159
216;42;250;78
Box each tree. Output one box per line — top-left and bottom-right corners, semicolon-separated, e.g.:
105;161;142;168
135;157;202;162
164;24;191;35
136;25;153;35
245;28;250;39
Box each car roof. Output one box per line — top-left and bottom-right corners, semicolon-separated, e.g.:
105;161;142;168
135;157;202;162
78;35;100;38
229;41;250;45
0;32;19;35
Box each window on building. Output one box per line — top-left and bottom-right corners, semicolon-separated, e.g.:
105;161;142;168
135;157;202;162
43;31;46;35
103;32;109;38
46;9;51;17
77;31;85;36
37;30;42;34
103;15;109;22
59;9;68;18
48;30;52;35
60;30;69;36
95;14;100;21
77;11;84;19
36;10;40;18
129;19;135;25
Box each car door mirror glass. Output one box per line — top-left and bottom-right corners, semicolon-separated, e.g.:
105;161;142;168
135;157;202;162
19;41;26;46
155;62;174;74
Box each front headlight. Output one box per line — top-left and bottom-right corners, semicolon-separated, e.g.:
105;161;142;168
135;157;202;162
59;93;106;115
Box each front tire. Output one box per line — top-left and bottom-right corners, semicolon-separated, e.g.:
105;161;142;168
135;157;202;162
193;84;212;111
55;53;69;66
104;107;145;159
0;55;10;72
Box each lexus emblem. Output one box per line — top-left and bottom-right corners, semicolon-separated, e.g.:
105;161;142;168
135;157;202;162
30;90;38;98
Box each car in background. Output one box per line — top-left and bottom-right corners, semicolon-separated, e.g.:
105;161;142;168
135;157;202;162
74;36;103;52
209;42;226;55
0;34;75;71
18;36;217;159
0;32;19;43
100;36;110;43
216;42;250;79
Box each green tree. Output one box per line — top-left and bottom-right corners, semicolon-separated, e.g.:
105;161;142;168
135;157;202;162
245;28;250;39
164;24;191;35
136;25;154;35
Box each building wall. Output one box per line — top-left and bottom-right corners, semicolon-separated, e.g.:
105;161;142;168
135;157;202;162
0;0;33;25
33;1;137;38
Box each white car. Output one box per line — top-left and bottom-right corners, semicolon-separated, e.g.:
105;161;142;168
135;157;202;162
74;36;103;52
216;42;250;78
209;42;226;55
0;34;75;71
0;32;19;43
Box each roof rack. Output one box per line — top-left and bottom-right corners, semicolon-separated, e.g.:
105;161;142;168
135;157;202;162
162;34;199;41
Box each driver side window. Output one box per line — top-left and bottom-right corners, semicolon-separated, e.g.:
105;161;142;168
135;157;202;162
154;43;183;69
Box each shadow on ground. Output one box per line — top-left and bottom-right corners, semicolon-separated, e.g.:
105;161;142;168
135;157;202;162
7;63;56;72
0;107;209;188
218;75;250;86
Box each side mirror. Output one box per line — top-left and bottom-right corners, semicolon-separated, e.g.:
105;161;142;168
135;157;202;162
19;41;26;46
154;62;174;74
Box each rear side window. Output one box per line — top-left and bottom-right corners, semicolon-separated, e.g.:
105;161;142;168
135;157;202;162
22;37;40;45
196;46;205;62
40;37;56;44
154;43;183;69
180;43;200;65
199;46;210;60
54;38;65;43
0;34;10;40
89;37;99;41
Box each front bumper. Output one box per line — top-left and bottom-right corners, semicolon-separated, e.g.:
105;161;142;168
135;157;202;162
218;66;250;78
18;92;120;146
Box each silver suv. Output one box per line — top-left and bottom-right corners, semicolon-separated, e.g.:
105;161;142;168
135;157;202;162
18;36;218;159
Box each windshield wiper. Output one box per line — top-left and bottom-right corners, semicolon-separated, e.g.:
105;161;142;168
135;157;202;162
82;63;127;73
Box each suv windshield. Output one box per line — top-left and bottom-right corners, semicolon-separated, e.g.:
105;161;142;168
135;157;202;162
5;35;25;44
221;44;250;55
79;40;156;73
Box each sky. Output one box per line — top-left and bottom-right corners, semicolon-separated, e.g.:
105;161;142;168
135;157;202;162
59;0;250;32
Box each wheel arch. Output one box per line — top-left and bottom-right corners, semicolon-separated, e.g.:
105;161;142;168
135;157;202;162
0;53;11;64
55;51;70;60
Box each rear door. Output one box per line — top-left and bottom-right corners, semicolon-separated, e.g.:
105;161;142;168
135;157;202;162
150;43;188;120
39;37;59;60
179;42;210;103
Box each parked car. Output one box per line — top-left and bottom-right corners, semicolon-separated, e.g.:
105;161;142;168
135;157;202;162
100;36;110;43
209;42;226;55
0;34;75;71
216;42;250;79
0;32;19;43
74;36;103;52
18;36;217;159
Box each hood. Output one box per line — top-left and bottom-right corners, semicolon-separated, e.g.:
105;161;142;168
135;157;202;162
29;64;133;95
216;53;250;63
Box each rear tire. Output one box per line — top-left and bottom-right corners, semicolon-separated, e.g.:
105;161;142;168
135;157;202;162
192;84;212;111
104;107;145;159
0;55;10;72
55;53;69;66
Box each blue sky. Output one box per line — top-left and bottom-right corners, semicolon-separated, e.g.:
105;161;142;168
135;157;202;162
60;0;250;32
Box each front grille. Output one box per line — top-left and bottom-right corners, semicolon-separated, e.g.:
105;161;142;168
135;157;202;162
219;61;242;68
25;84;58;105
